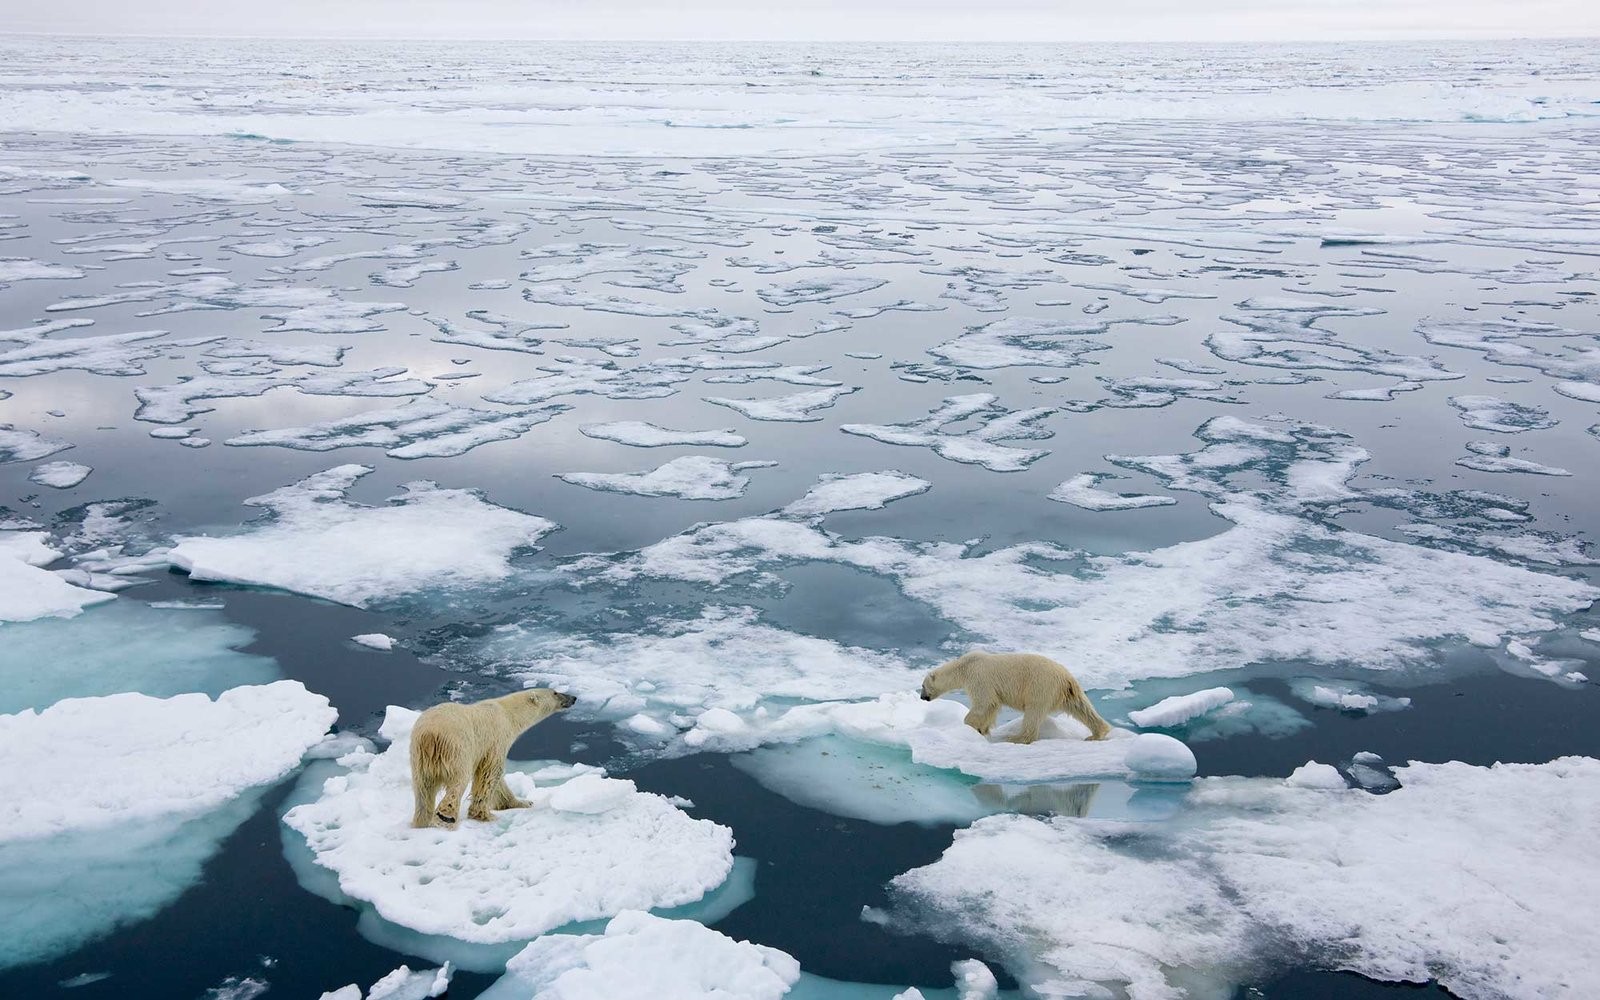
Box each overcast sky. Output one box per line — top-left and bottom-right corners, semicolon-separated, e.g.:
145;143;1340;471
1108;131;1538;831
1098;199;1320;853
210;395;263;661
6;0;1598;41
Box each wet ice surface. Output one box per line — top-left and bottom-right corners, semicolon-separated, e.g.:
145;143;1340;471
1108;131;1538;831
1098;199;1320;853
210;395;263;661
3;34;1600;1000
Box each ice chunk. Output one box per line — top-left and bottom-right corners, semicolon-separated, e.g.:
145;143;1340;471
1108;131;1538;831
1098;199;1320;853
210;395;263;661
366;963;453;1000
1047;474;1176;511
780;471;932;517
579;421;746;448
951;959;997;1000
0;600;277;713
759;276;886;306
352;633;397;651
557;456;776;500
890;758;1600;999
1287;678;1411;714
227;399;568;460
841;394;1055;473
1284;761;1347;789
481;911;799;1000
134;368;431;425
28;460;92;489
1127;687;1235;728
0;424;73;463
705;386;858;422
168;465;556;607
0;531;115;623
282;708;735;946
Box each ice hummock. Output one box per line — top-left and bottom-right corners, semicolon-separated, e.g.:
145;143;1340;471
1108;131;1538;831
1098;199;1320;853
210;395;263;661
168;465;556;607
889;757;1600;1000
480;911;799;1000
281;707;737;948
0;531;116;624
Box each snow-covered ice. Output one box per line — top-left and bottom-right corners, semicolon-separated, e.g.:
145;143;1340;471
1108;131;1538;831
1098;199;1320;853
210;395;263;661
351;633;397;652
557;456;777;501
1048;474;1177;512
890;757;1600;999
282;707;737;948
579;421;747;449
1126;687;1235;728
0;531;116;624
780;471;932;517
28;460;92;489
168;465;557;607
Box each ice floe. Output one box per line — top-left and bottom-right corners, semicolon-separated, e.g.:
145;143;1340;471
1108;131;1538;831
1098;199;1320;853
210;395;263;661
27;460;92;488
579;421;747;449
0;423;73;463
168;465;556;607
227;398;568;459
480;911;799;1000
1448;394;1557;433
1455;440;1571;476
1126;687;1235;728
889;757;1600;999
352;633;397;652
1047;474;1176;511
282;707;736;949
841;394;1055;473
780;471;932;517
0;681;334;968
705;386;858;422
557;456;777;501
134;368;432;425
0;531;115;623
1286;678;1412;714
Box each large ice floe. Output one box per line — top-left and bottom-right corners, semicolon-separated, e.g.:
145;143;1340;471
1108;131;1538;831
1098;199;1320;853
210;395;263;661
168;465;556;607
887;757;1600;1000
0;681;335;969
282;707;738;968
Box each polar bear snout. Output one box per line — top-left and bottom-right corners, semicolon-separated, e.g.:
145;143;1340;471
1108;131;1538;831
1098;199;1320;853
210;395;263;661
919;686;933;701
556;692;577;709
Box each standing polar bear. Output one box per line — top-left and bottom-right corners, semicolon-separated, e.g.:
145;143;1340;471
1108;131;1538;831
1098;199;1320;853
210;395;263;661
410;688;576;829
920;651;1110;744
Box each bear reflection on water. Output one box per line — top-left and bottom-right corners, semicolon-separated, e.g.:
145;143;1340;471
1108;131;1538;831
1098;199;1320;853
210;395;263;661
972;782;1099;817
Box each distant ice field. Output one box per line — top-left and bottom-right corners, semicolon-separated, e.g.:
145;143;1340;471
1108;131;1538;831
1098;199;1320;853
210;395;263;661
2;35;1599;1000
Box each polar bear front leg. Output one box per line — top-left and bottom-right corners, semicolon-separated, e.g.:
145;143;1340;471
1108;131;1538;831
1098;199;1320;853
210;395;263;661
963;699;1000;737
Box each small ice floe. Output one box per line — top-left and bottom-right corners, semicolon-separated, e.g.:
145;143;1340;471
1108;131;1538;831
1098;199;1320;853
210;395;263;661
758;276;886;307
135;367;431;426
1213;298;1457;383
58;972;112;988
556;456;776;501
841;393;1056;472
226;398;568;460
0;424;73;464
322;962;452;1000
705;385;858;422
480;911;797;1000
351;633;397;652
1448;395;1556;434
0;531;114;624
281;708;736;948
0;257;85;282
485;356;687;405
1323;381;1421;401
1127;687;1235;728
1287;678;1411;714
888;757;1600;1000
168;465;556;608
1048;473;1176;511
1455;441;1571;476
930;315;1177;370
579;421;747;449
779;471;931;517
1284;760;1347;789
28;461;92;489
1554;381;1600;403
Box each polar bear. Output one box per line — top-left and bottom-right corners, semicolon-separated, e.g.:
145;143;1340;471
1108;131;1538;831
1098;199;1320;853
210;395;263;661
920;651;1110;744
410;688;576;829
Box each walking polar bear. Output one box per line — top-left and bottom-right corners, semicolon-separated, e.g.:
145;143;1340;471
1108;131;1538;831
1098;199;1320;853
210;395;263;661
410;688;576;829
920;651;1111;745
